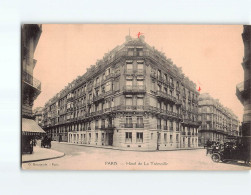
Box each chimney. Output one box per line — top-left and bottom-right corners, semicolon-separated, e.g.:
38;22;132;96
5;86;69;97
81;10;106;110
125;35;132;42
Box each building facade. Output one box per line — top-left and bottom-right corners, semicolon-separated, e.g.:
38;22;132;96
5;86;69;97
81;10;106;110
198;93;239;146
236;25;251;156
22;24;45;153
33;107;43;126
42;35;200;151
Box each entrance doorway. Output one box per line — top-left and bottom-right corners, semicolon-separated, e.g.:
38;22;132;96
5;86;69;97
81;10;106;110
108;133;113;146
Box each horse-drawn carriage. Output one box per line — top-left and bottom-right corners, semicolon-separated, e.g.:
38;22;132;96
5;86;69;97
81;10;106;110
41;136;52;148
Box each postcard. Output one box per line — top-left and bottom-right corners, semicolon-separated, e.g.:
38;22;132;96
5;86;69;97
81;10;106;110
21;24;250;170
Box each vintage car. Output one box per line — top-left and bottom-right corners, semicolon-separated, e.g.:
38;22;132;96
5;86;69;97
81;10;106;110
41;136;52;148
211;142;250;166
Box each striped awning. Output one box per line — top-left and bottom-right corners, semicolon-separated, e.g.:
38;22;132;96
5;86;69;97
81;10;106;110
22;118;46;135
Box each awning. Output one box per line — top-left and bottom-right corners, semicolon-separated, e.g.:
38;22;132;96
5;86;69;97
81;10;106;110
22;118;46;135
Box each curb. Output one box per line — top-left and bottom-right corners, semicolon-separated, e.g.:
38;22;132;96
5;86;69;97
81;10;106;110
22;153;65;163
58;142;204;152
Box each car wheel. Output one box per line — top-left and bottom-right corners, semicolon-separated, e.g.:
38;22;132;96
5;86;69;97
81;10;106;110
211;153;221;163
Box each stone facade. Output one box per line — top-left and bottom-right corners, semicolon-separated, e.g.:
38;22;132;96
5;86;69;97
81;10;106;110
42;35;200;151
236;25;251;156
198;93;239;146
22;24;42;119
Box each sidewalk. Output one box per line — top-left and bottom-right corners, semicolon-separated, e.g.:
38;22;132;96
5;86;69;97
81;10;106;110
58;141;204;152
22;146;65;163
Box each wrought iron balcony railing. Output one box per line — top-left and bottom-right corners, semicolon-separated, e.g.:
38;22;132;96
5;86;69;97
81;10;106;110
124;123;133;128
123;85;146;93
156;90;176;103
23;71;41;91
136;123;144;128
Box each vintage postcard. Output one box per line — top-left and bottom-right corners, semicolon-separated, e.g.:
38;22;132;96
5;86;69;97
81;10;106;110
21;24;251;170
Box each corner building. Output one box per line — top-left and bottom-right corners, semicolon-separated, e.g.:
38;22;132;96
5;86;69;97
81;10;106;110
198;93;239;146
42;35;200;151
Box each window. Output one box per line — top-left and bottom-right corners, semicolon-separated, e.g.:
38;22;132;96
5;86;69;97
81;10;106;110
157;84;161;91
126;97;133;105
176;134;179;142
102;133;105;141
164;133;167;142
128;48;134;56
95;133;98;142
137;80;144;86
136;48;143;56
170;121;173;130
170;135;173;143
126;63;133;71
137;116;143;128
136;132;143;143
170;105;173;112
106;82;111;91
126;116;132;124
101;119;105;128
95;120;99;129
137;97;143;106
151;133;153;140
157;70;161;78
164;74;167;81
157;118;161;129
125;132;132;143
126;79;133;86
137;63;144;71
170;77;173;84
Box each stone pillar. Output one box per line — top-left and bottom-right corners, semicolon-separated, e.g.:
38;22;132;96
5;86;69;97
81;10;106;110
237;25;251;161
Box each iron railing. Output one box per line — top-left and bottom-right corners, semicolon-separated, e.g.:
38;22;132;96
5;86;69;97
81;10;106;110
23;71;41;90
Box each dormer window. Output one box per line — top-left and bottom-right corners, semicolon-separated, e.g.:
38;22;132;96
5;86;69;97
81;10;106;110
128;48;134;56
136;48;143;56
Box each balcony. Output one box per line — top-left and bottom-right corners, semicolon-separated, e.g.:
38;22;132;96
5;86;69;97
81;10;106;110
236;80;250;104
23;71;41;91
136;123;144;128
163;126;167;130
157;125;161;130
187;132;191;136
124;123;133;128
123;85;146;94
182;132;186;135
93;94;105;102
156;90;176;103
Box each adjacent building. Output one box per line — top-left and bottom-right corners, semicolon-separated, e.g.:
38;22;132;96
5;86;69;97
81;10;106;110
41;35;200;151
22;24;45;153
236;25;251;156
33;107;43;126
198;93;239;146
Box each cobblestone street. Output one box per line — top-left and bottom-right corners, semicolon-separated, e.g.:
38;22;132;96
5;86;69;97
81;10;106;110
22;141;250;170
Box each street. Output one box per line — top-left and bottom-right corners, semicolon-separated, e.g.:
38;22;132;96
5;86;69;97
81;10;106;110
22;141;251;170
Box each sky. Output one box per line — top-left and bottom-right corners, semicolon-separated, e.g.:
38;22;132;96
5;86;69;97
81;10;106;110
33;24;244;120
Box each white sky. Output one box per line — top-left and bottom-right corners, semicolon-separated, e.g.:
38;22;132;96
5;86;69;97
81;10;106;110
33;24;244;120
